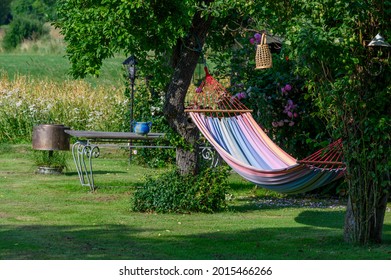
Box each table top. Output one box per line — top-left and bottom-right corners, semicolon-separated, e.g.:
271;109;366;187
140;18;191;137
65;130;165;141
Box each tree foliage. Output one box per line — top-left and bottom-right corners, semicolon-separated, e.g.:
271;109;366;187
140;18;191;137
55;0;194;84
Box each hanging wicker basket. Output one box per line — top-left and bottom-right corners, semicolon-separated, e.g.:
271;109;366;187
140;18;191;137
255;33;272;69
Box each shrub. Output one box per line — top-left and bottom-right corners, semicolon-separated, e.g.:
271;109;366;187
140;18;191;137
2;16;48;50
132;166;230;213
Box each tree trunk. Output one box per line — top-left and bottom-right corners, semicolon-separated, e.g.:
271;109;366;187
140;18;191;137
343;150;390;244
343;196;355;243
369;192;389;243
163;1;214;175
344;191;389;244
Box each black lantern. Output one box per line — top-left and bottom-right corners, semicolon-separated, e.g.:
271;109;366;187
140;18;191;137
368;33;391;48
123;55;137;85
123;55;137;132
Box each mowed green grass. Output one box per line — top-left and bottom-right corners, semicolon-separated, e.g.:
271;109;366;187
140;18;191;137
0;53;125;87
0;144;390;260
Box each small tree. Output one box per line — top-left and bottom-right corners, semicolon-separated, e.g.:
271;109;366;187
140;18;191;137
223;0;390;245
269;0;390;244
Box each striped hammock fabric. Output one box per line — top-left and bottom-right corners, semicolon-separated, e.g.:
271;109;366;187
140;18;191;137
190;111;344;194
185;67;345;193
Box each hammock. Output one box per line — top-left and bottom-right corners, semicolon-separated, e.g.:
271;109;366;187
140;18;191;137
185;67;345;194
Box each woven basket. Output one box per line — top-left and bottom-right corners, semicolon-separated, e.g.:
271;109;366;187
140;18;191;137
255;33;272;69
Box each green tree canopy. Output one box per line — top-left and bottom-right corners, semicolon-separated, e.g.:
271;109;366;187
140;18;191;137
56;0;195;86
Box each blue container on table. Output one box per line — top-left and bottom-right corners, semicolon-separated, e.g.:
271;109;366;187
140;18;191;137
133;121;152;135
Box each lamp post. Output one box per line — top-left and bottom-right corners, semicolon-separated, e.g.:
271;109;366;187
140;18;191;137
123;55;137;132
123;55;137;161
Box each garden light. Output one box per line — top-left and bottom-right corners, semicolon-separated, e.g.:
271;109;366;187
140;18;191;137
366;34;390;76
122;55;138;132
367;33;390;47
123;55;138;161
123;55;137;84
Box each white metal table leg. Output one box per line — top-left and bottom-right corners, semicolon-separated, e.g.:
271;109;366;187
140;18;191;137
71;141;100;191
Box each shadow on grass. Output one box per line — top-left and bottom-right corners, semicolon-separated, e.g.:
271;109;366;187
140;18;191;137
295;210;391;232
295;210;345;229
1;221;390;260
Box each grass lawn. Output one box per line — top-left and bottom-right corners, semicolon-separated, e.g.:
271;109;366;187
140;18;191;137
0;53;125;88
0;144;390;260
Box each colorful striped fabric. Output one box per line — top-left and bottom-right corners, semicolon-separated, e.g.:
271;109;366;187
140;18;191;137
190;112;344;194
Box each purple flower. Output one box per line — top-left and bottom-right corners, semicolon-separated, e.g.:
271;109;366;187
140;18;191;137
239;92;246;99
281;87;287;94
287;111;293;118
254;33;261;40
284;84;292;91
195;87;202;93
289;121;295;126
250;38;255;45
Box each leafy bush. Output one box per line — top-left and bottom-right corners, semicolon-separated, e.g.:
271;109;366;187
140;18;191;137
2;16;49;50
132;166;230;213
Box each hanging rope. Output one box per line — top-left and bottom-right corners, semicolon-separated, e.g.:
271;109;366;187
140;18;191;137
185;67;253;118
297;139;345;170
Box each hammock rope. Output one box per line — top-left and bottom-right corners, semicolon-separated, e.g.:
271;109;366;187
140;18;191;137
186;67;252;118
185;67;345;194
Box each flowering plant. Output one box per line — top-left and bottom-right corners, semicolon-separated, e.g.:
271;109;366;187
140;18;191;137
249;33;262;45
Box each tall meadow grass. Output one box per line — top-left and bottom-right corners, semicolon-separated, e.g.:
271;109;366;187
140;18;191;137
0;72;129;143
